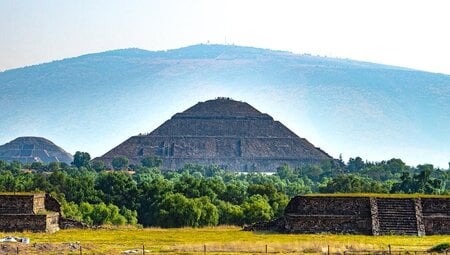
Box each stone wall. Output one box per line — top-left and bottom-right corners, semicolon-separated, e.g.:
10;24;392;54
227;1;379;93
285;196;371;216
100;135;330;171
45;193;62;213
283;196;373;234
284;215;372;234
0;213;59;233
0;194;44;214
421;198;450;235
0;193;63;233
33;193;45;214
260;195;450;236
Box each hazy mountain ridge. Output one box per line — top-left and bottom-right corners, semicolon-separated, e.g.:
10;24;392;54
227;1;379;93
1;44;449;167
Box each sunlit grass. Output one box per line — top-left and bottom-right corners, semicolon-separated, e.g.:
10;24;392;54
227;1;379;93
2;226;449;254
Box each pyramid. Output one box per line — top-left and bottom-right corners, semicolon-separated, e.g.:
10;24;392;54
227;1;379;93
98;98;333;171
0;137;73;164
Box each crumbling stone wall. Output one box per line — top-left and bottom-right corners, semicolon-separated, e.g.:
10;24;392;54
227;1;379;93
0;193;61;233
254;195;450;236
421;198;450;235
285;196;371;216
285;215;372;234
0;194;44;214
283;196;373;234
45;193;62;213
59;218;87;229
0;213;59;233
33;193;45;213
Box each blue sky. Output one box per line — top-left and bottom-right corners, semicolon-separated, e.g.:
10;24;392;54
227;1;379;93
1;0;450;74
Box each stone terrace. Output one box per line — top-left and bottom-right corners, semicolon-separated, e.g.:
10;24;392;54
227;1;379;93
0;193;60;233
280;195;450;236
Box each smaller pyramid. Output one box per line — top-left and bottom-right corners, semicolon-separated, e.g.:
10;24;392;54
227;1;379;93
0;137;73;164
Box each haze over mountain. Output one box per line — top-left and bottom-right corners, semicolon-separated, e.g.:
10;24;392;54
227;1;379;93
0;44;449;168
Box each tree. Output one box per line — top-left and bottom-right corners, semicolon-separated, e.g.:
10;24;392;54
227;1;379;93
319;174;388;193
72;151;91;168
47;162;61;172
217;200;244;225
112;156;129;170
30;162;45;171
156;193;201;227
96;171;138;210
220;182;247;204
276;164;296;180
141;156;162;168
194;196;219;226
347;157;365;172
391;165;444;194
241;194;273;224
91;160;106;172
0;160;7;171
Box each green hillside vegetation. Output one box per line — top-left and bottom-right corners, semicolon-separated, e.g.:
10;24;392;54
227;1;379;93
0;154;449;228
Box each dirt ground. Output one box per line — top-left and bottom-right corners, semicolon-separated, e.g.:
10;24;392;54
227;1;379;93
0;242;81;255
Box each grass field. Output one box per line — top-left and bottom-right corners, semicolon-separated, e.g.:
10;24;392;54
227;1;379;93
1;227;449;255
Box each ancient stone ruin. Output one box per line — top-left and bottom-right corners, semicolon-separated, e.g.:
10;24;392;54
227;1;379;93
0;193;84;233
248;195;450;236
98;98;333;171
0;137;73;164
0;193;60;233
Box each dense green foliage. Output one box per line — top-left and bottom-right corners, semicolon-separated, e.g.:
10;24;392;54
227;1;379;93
429;243;450;252
0;153;449;228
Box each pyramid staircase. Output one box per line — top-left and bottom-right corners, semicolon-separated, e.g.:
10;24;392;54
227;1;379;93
373;198;420;235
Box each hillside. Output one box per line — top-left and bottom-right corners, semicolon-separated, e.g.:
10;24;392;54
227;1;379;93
0;44;449;167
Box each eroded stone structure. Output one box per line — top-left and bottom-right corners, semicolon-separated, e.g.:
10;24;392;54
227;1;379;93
249;195;450;236
0;136;73;164
0;193;60;233
98;98;333;171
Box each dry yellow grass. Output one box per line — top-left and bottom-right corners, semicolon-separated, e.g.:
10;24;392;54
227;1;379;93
1;226;449;254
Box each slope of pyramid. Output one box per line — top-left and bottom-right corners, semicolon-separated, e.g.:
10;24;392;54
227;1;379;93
98;98;333;171
0;137;73;164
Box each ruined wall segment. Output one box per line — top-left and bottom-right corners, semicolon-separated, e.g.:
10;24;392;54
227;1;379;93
0;194;44;214
421;198;450;235
97;98;334;171
284;196;373;234
0;193;61;233
267;195;450;236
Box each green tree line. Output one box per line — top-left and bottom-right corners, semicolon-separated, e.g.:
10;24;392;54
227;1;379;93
0;154;448;228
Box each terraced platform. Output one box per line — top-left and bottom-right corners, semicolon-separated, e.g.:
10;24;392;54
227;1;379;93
254;195;450;236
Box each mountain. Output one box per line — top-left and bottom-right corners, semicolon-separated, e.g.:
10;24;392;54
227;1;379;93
0;44;449;167
97;98;333;171
0;137;73;164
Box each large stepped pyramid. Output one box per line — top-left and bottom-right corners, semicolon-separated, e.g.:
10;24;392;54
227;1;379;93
374;198;421;235
97;98;333;171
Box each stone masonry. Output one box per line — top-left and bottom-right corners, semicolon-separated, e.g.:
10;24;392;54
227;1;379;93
0;193;60;233
250;195;450;236
97;98;334;171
